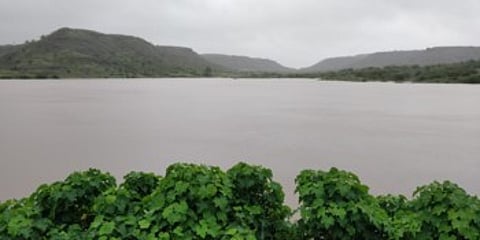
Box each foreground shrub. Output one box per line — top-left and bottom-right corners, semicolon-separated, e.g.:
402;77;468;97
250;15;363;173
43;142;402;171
411;181;480;239
295;168;392;239
227;162;293;239
1;163;479;239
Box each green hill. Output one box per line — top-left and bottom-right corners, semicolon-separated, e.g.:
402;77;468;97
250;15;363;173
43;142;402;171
2;28;480;82
202;54;294;73
302;47;480;72
310;60;480;83
0;45;21;58
0;28;221;78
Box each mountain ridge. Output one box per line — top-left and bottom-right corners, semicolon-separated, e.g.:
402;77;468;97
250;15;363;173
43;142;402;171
202;53;295;73
302;46;480;72
1;27;480;79
0;27;221;78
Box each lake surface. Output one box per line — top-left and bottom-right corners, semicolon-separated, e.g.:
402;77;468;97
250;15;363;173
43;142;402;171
0;78;479;206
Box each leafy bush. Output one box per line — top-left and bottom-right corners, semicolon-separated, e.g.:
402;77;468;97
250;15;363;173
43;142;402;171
376;194;421;239
33;169;116;228
137;163;255;239
1;163;479;239
411;181;480;239
121;171;161;199
295;168;391;239
227;163;292;239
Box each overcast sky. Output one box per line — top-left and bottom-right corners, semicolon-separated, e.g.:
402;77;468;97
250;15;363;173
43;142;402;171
0;0;479;68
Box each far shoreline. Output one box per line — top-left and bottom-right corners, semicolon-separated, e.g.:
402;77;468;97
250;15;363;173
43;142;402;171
1;77;479;85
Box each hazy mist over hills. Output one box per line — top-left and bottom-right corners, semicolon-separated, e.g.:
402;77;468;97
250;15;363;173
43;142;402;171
303;47;480;72
202;54;294;73
2;0;480;68
1;27;480;79
0;28;220;78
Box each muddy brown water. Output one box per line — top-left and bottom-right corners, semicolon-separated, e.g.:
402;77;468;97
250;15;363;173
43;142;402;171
1;78;479;206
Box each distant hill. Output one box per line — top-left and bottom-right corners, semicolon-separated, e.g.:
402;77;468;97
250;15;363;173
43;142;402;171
0;28;220;78
313;60;480;84
202;54;294;73
2;28;480;80
302;47;480;72
0;45;21;58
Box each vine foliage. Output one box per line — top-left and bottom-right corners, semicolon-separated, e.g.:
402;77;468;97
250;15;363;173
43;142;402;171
1;163;479;239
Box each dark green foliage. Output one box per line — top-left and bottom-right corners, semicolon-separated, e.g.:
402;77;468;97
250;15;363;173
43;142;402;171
377;194;421;239
295;168;391;239
377;194;409;217
1;163;479;239
0;198;54;240
295;169;480;240
227;163;292;239
410;181;480;239
316;61;480;83
0;163;292;239
138;163;250;239
33;169;116;228
121;172;160;199
0;169;116;239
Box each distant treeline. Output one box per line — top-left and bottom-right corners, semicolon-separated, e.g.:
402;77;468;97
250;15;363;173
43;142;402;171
1;28;480;82
219;60;480;84
296;60;480;83
316;60;480;83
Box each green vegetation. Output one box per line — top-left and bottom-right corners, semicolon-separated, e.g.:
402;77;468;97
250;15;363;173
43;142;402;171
301;47;480;73
1;163;479;239
201;54;294;73
314;61;480;83
0;28;223;79
207;60;480;84
1;28;479;83
296;168;391;239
